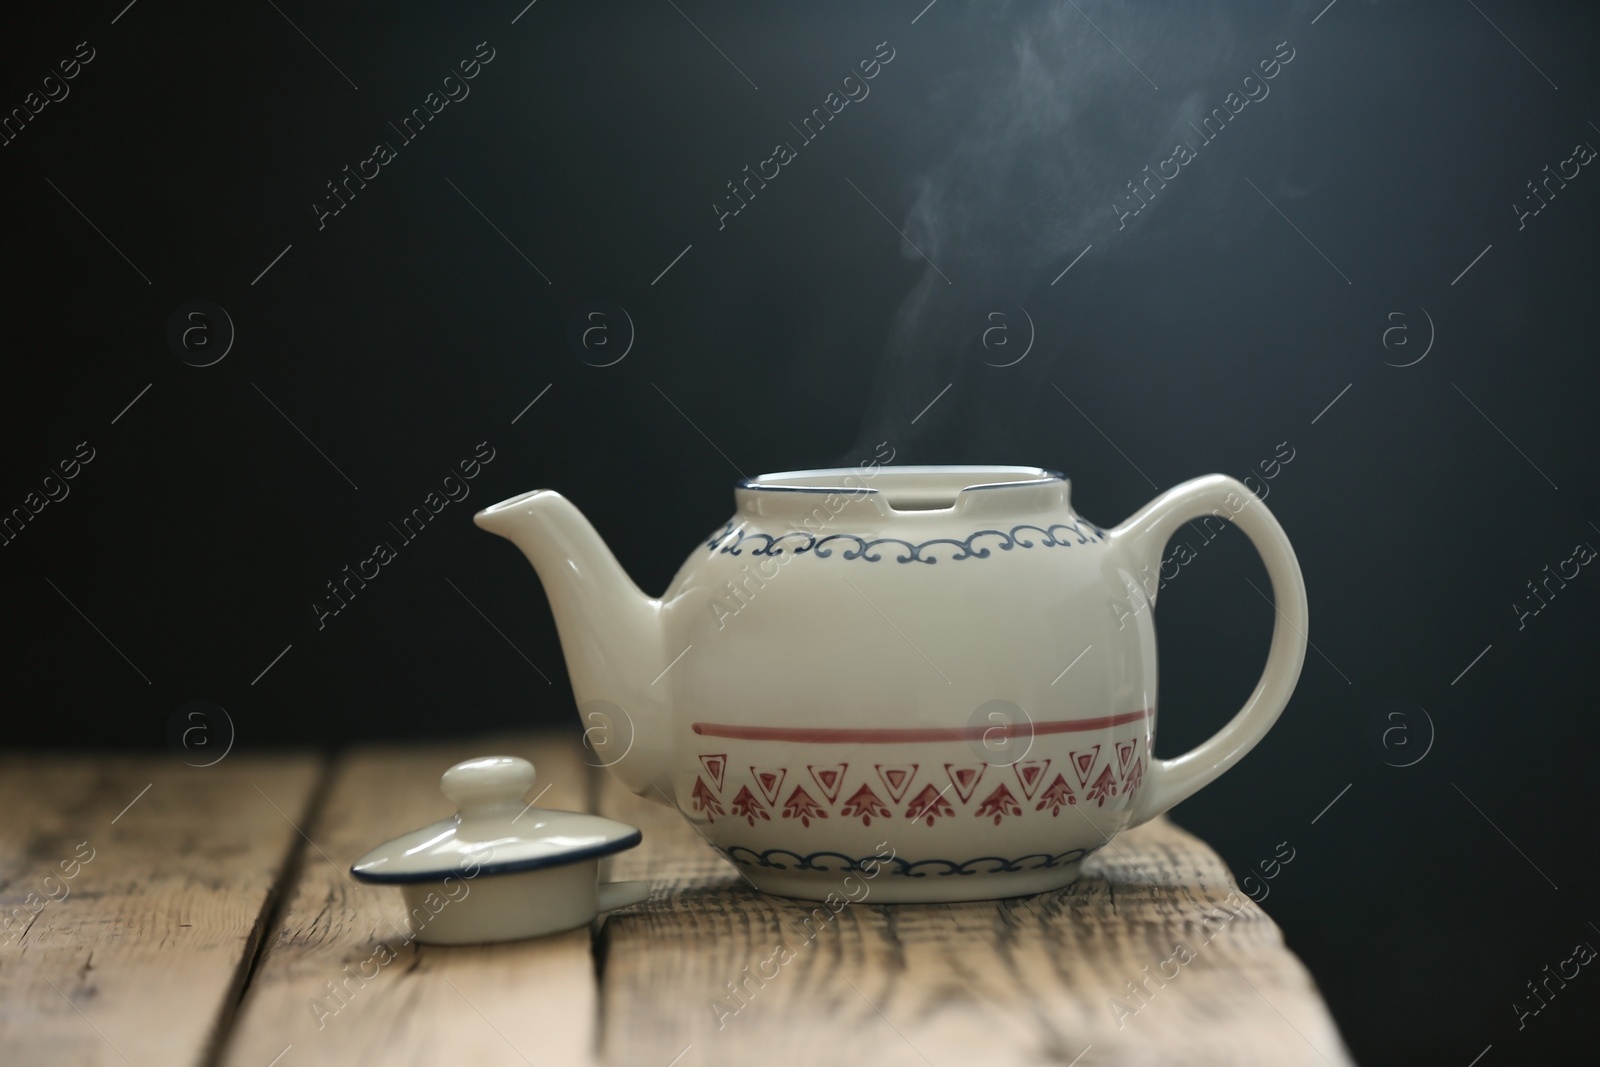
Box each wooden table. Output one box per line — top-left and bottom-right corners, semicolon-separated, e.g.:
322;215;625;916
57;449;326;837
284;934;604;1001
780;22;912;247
1;734;1353;1066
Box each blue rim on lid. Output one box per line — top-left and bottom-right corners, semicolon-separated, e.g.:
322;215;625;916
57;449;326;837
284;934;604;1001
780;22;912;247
351;821;642;884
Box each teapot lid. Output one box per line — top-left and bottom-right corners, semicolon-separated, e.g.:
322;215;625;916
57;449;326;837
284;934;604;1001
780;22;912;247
350;755;641;883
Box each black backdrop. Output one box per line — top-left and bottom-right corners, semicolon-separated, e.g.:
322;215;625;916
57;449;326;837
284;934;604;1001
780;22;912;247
3;2;1597;1063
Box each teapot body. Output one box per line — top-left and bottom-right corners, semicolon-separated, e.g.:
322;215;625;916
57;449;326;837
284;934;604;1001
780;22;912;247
651;467;1157;902
479;464;1307;905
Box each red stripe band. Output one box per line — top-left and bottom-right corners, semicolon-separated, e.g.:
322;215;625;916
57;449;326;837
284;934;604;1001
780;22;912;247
690;709;1149;744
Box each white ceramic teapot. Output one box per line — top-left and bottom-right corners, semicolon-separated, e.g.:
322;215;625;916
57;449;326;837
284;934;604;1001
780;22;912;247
475;466;1307;903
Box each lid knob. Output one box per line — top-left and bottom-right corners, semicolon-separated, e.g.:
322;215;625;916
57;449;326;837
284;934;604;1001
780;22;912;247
440;755;536;817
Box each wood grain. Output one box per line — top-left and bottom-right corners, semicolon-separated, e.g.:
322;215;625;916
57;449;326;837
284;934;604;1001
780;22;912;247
221;733;602;1067
4;734;1354;1066
597;773;1353;1067
0;751;321;1067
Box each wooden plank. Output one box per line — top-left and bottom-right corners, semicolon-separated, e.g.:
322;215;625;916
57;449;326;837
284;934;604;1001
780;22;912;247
0;751;322;1067
597;775;1353;1067
221;733;602;1067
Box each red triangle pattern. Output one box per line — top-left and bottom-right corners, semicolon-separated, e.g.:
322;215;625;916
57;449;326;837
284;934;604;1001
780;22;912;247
1071;745;1102;787
698;753;727;790
943;763;987;804
1116;740;1136;773
750;767;787;806
697;740;1141;822
807;763;848;804
874;764;919;804
1012;759;1052;800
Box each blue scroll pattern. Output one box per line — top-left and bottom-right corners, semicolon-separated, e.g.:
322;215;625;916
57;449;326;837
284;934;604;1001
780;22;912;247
704;520;1106;564
719;843;1104;877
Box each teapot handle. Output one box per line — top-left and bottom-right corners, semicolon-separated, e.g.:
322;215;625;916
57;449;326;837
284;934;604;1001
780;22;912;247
1109;474;1309;827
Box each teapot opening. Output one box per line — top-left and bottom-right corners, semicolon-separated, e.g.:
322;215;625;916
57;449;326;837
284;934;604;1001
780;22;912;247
741;466;1063;514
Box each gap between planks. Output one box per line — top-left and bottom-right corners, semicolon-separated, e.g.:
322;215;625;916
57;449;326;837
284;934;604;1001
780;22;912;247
593;765;1354;1067
205;733;1351;1067
216;733;609;1067
199;754;335;1067
0;751;326;1067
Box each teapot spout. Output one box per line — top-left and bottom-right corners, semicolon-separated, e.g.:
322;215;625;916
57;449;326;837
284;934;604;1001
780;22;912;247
474;490;669;794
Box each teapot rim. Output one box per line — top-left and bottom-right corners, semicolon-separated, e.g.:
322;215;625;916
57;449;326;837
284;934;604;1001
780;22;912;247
737;466;1067;516
739;465;1063;495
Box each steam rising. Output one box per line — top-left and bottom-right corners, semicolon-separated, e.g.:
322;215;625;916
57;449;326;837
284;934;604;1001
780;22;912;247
851;0;1307;454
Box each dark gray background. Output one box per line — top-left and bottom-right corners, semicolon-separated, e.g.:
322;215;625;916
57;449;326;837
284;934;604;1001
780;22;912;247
3;1;1596;1063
